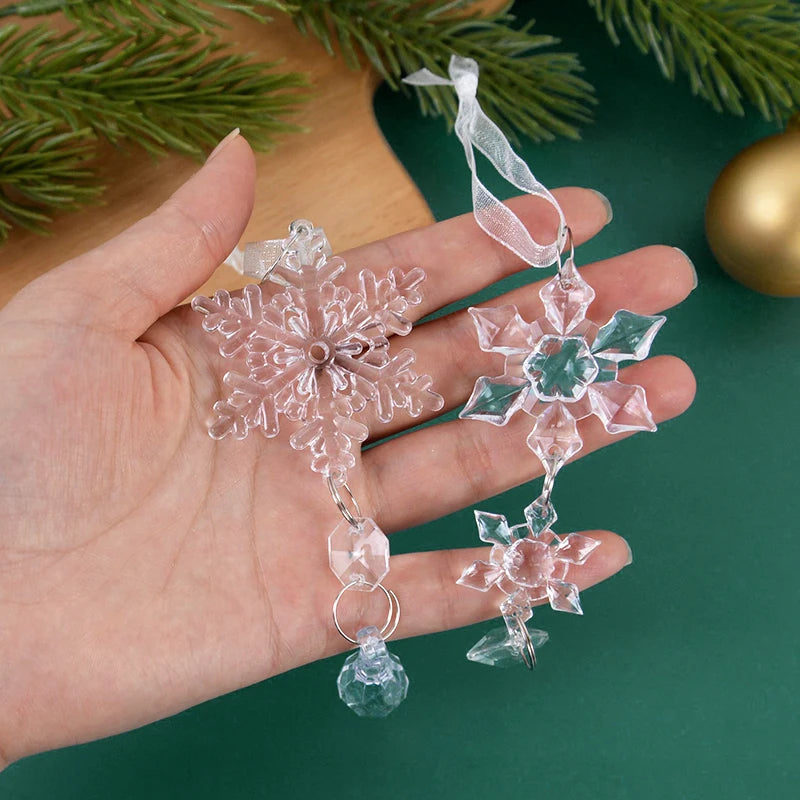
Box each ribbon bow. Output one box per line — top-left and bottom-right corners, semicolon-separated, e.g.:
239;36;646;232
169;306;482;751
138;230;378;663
404;55;566;268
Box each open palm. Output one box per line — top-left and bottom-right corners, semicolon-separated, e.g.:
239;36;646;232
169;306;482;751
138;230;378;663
0;135;695;765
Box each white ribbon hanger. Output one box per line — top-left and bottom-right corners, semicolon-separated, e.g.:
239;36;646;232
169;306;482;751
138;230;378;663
225;55;566;275
404;55;566;268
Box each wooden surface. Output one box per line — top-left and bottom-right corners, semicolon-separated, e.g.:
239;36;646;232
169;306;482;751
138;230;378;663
0;13;435;308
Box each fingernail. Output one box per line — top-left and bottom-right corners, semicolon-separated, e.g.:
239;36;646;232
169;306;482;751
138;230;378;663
623;538;633;566
206;128;240;163
673;247;698;289
590;189;613;225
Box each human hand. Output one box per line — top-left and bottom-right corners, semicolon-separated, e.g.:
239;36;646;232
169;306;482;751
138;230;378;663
0;134;695;764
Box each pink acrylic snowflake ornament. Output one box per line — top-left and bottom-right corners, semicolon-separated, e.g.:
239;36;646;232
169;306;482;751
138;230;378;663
192;221;444;483
460;253;665;477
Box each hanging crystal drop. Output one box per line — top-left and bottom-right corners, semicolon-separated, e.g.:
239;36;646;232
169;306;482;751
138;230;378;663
337;626;409;717
466;623;549;668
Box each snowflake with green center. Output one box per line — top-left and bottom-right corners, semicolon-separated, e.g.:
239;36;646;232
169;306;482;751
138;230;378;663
459;256;666;471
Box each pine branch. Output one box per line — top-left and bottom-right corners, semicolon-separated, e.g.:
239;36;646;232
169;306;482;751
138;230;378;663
587;0;800;120
0;22;309;242
0;118;100;242
288;0;595;142
0;24;309;157
0;0;295;33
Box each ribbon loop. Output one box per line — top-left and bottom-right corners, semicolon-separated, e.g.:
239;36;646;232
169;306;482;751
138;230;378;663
404;55;565;268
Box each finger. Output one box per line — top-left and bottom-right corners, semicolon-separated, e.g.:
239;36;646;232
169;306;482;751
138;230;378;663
368;244;695;439
334;188;611;320
365;356;696;532
29;131;255;340
327;532;629;652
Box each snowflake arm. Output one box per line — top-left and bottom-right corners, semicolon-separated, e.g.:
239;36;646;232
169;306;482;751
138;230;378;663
359;267;426;335
192;283;265;358
591;309;666;362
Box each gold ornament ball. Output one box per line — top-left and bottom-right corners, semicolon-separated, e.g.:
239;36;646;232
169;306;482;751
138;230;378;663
705;127;800;296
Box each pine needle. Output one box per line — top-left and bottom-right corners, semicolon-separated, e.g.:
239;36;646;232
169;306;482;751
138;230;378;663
587;0;800;120
0;118;100;242
0;0;296;33
288;0;595;142
0;24;310;157
0;22;309;242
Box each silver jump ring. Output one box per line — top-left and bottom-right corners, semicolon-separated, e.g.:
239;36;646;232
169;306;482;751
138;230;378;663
327;475;362;527
557;226;575;288
332;580;401;645
541;470;555;507
511;616;536;670
263;219;313;278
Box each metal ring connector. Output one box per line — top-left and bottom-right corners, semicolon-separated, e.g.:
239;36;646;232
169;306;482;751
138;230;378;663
540;469;556;508
327;475;362;527
510;616;536;670
261;219;314;279
332;580;401;644
557;226;576;289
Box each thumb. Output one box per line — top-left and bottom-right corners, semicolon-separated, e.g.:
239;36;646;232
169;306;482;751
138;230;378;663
11;130;256;340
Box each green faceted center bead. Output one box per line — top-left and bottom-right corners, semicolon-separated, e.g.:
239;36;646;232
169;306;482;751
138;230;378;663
524;335;599;401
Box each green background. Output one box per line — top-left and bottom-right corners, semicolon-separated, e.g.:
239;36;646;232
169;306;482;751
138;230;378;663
2;0;799;797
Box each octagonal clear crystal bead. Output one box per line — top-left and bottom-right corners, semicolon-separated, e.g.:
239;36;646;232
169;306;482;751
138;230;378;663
328;517;390;589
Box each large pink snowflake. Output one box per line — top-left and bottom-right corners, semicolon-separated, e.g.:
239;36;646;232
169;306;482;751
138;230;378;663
192;228;443;481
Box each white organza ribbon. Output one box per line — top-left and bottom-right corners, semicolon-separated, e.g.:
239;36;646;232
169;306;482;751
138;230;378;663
404;55;565;268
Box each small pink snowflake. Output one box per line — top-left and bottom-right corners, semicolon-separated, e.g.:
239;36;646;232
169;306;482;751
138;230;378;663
457;507;600;617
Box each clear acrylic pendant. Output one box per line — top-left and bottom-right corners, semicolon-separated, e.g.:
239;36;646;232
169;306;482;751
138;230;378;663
467;623;549;668
198;222;423;717
458;505;599;623
457;241;658;668
337;626;409;717
460;249;665;455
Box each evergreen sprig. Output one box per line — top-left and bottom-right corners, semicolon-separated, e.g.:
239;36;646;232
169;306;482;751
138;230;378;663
290;0;594;142
0;22;308;241
0;0;293;33
2;0;595;141
0;23;308;156
2;0;799;245
0;118;100;240
588;0;800;120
